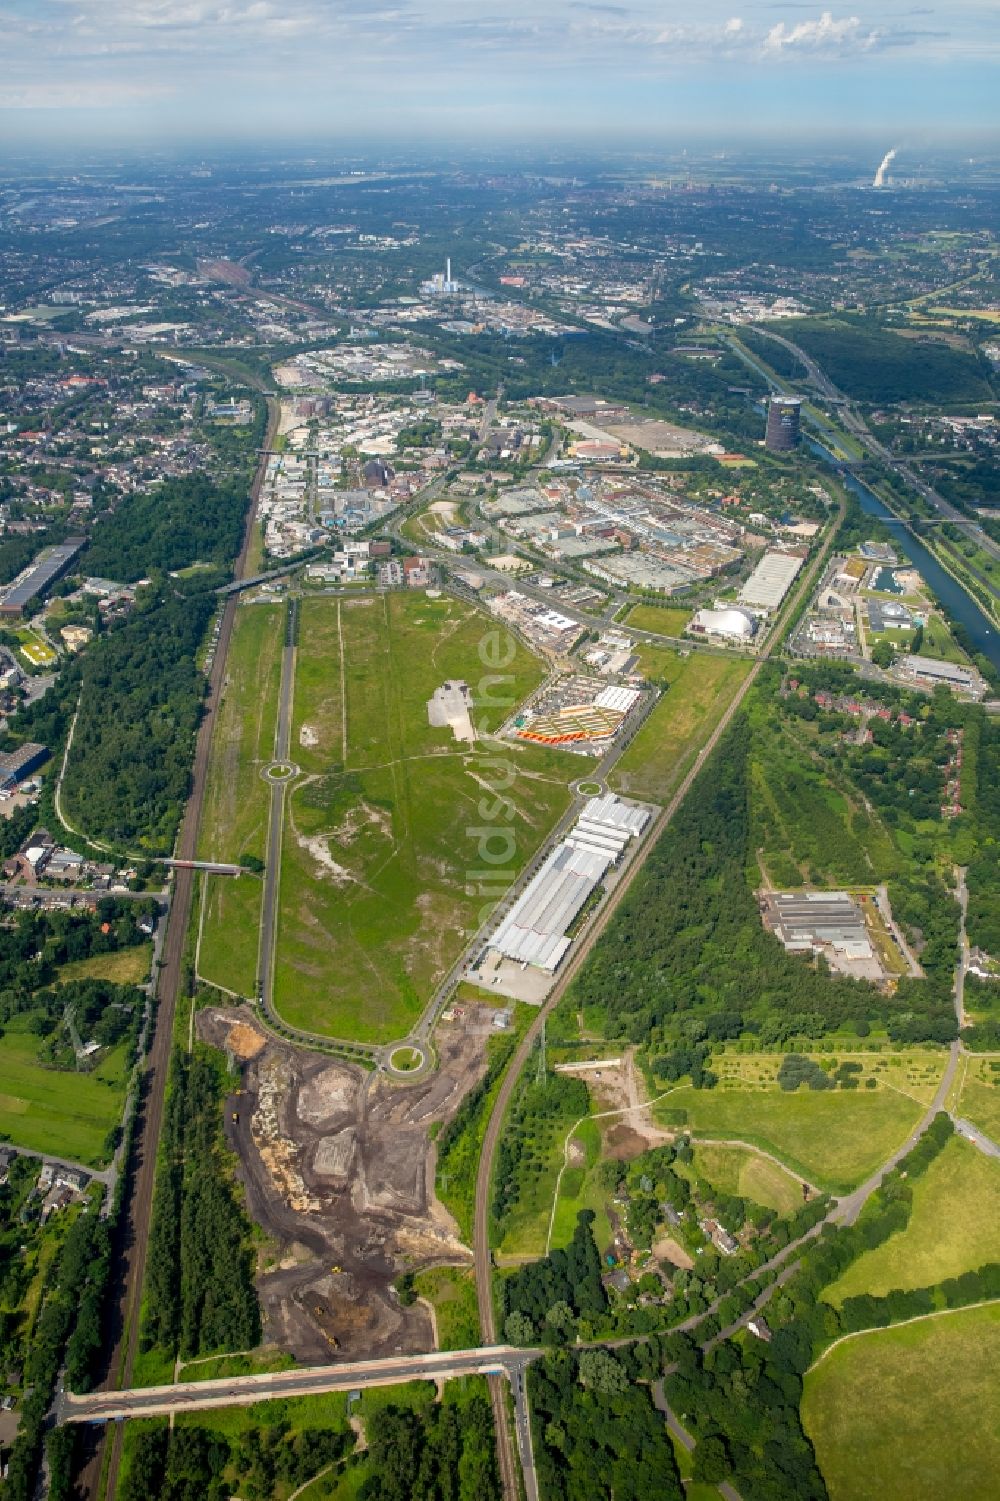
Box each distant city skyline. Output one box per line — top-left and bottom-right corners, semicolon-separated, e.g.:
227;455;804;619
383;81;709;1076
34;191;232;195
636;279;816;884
2;2;998;145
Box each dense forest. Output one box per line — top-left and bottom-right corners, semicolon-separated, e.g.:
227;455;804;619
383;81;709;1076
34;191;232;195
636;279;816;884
1;1204;113;1501
115;1383;498;1501
768;318;995;405
571;715;957;1049
141;1049;260;1362
13;580;218;851
85;472;252;582
529;1348;684;1501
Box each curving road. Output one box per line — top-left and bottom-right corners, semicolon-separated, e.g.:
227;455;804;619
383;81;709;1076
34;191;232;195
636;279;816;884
472;500;847;1498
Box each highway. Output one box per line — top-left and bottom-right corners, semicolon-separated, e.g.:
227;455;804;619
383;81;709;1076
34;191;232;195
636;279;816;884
744;325;1000;576
93;396;280;1501
472;497;847;1499
61;1346;540;1425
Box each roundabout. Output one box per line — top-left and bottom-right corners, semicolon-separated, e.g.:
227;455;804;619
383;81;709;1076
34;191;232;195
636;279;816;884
262;760;298;783
386;1043;427;1076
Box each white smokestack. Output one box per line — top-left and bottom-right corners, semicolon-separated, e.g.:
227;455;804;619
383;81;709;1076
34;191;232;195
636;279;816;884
446;258;452;285
873;148;897;188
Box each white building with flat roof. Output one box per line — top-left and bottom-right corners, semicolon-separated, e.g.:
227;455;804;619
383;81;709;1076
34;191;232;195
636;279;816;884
739;550;806;612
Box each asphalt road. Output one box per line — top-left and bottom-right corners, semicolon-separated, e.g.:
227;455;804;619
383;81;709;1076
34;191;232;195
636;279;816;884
747;325;1000;574
94;397;279;1501
62;1346;540;1424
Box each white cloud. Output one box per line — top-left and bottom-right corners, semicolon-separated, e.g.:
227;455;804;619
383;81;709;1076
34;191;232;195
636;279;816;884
763;11;884;56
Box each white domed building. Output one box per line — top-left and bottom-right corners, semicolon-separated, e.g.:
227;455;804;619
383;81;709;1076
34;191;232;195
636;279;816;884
688;605;758;643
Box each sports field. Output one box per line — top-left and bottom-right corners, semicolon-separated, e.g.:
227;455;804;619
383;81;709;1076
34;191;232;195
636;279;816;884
273;592;573;1043
802;1303;1000;1501
654;1079;923;1194
0;1022;130;1166
825;1136;1000;1303
611;651;752;804
197;602;284;996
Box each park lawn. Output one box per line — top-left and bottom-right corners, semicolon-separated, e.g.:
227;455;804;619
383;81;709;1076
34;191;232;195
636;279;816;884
549;1114;613;1254
802;1303;1000;1501
689;1143;803;1217
0;1022;130;1166
58;943;152;986
710;1048;948;1108
954;1064;1000;1140
655;1081;923;1195
411;1265;480;1349
625;603;692;637
197;601;284;864
198;872;263;999
826;1137;1000;1304
611;653;751;804
273;593;572;1042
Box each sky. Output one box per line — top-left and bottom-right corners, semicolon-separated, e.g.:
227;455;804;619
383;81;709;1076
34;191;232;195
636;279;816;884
1;1;998;147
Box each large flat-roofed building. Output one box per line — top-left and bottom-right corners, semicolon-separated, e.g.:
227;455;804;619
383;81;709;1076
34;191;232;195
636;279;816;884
489;795;650;971
761;889;886;981
0;539;86;617
899;654;979;695
739;550;806;612
0;741;49;789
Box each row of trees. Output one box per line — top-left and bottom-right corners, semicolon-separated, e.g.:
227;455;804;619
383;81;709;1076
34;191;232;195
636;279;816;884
141;1049;260;1361
492;1070;588;1227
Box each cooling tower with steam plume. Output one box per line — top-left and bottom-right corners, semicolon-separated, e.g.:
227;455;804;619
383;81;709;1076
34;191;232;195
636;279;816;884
873;148;897;188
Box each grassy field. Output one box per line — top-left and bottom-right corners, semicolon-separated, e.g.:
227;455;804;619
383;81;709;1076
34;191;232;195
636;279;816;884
952;1055;1000;1139
273;593;572;1043
199;602;284;864
198;872;264;999
58;943;152;986
625;603;692;637
548;1114;613;1253
0;1022;130;1166
197;603;284;995
802;1303;1000;1501
688;1142;803;1216
411;1265;480;1349
711;1048;948;1107
826;1137;1000;1303
654;1078;924;1194
611;652;751;804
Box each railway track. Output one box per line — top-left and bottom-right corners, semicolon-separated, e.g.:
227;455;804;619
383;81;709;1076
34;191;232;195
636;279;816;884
91;398;278;1501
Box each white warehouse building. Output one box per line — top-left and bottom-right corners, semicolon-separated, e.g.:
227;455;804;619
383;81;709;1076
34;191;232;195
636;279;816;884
489;794;650;972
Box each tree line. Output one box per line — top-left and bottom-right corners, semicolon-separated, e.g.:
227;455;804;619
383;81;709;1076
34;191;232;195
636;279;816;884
141;1048;260;1362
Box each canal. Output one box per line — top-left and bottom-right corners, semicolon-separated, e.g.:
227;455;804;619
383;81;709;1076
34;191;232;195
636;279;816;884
809;441;1000;674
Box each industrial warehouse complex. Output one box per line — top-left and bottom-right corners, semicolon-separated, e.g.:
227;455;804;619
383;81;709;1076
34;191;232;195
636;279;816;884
485;793;651;974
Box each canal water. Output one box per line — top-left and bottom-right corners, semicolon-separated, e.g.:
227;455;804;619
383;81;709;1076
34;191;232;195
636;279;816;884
808;440;1000;673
